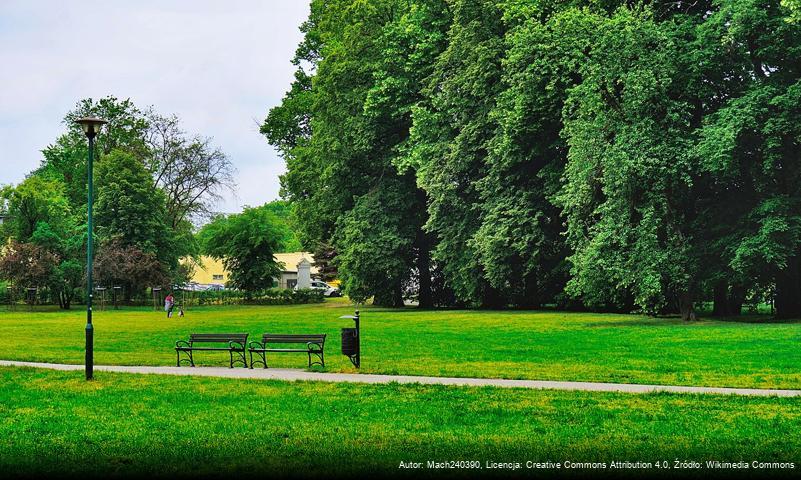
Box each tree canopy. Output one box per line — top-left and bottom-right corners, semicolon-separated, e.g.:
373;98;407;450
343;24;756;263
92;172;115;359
197;205;287;293
1;96;235;307
265;0;801;318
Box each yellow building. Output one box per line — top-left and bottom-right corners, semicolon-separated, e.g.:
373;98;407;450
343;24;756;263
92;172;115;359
185;256;229;285
185;252;328;289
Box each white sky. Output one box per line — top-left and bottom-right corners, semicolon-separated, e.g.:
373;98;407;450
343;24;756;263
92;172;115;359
0;0;309;212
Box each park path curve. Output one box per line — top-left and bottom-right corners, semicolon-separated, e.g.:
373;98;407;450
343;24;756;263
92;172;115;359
1;360;800;397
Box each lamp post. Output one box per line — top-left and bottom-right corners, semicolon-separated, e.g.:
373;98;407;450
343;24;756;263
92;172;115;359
75;117;106;381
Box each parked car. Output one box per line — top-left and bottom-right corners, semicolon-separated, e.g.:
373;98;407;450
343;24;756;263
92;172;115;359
296;280;341;297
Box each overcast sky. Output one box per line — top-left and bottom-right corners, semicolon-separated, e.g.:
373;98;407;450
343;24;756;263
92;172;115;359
0;0;309;212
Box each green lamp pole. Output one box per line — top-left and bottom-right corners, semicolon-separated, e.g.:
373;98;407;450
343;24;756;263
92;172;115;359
75;117;106;381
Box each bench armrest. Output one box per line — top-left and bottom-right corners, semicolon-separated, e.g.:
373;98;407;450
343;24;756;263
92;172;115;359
306;341;323;350
229;340;245;350
248;340;265;350
175;340;191;348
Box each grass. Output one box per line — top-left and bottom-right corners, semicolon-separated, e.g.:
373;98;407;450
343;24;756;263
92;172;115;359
1;366;800;478
0;299;800;389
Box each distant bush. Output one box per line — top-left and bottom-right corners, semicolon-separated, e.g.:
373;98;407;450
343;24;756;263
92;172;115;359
193;288;324;306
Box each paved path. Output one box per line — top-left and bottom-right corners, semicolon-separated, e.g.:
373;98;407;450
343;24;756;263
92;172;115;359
1;360;800;397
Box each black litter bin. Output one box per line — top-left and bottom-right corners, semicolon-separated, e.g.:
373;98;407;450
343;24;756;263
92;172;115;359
340;310;361;368
341;327;359;355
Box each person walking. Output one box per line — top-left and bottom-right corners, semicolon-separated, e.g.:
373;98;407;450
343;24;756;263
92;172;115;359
165;292;175;318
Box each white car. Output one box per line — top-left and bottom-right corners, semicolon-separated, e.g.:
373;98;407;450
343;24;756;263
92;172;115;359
297;280;341;297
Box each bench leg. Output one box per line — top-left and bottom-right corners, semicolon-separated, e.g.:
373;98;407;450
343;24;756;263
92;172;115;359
252;350;267;369
229;349;248;368
248;350;267;369
308;350;325;368
176;349;195;367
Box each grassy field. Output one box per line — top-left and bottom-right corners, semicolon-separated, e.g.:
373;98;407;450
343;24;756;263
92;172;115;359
0;299;799;389
1;366;799;478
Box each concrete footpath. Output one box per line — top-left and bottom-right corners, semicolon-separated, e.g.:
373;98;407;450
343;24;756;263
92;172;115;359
1;360;800;397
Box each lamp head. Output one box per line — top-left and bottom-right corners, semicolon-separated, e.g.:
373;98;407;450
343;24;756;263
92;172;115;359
74;117;107;139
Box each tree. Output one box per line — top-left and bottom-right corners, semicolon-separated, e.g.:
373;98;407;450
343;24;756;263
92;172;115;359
198;205;286;293
39;96;234;232
333;179;418;306
1;177;81;309
694;0;801;318
29;221;84;309
0;241;59;302
263;0;449;307
473;0;580;307
144;110;236;227
405;0;508;307
1;176;71;241
556;8;702;319
94;238;168;299
261;200;303;253
268;0;801;318
94;150;175;260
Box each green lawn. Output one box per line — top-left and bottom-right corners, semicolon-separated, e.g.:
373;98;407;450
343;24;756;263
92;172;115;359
0;299;799;389
1;367;799;477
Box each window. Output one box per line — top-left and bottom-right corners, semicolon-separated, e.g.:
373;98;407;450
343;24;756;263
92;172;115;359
287;279;297;289
212;274;224;281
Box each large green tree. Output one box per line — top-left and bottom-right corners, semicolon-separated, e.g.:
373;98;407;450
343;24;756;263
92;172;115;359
0;177;83;309
264;0;450;307
694;0;801;318
94;150;178;266
404;0;508;307
198;205;286;293
266;0;801;318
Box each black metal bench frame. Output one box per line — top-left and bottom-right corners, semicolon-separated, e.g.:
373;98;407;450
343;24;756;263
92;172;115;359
175;333;249;368
249;334;326;369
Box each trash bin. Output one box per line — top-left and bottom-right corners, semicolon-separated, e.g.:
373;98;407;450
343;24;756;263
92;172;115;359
340;310;360;368
341;327;359;357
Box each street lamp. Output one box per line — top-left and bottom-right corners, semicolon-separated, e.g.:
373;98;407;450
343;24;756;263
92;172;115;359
75;116;106;381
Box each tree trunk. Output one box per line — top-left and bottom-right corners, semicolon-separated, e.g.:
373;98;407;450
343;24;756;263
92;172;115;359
711;280;729;316
479;283;505;309
775;256;801;319
727;283;746;317
712;281;745;317
393;283;405;308
678;291;697;321
416;234;433;309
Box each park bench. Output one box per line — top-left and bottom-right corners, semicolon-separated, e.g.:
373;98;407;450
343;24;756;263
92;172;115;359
175;333;249;368
249;334;326;369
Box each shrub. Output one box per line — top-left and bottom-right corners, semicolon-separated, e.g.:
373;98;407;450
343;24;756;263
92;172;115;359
193;288;324;306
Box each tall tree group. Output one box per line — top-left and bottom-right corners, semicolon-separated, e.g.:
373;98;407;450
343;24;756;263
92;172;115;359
264;0;801;318
1;97;235;307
